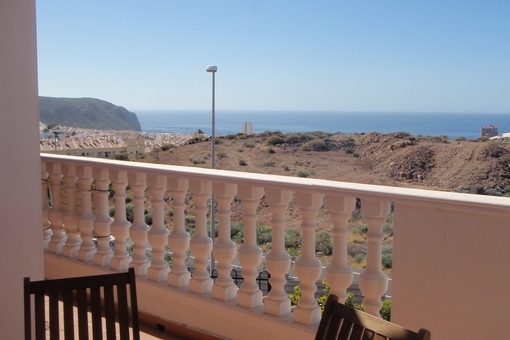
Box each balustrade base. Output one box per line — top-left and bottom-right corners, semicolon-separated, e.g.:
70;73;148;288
147;266;170;282
93;253;113;267
110;256;132;272
237;290;263;309
77;249;96;262
263;298;292;317
48;241;65;255
62;245;80;258
167;271;191;288
293;305;321;326
211;284;238;301
131;261;151;276
188;277;213;294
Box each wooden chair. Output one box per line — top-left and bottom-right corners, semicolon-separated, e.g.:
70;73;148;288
315;294;431;340
24;268;140;340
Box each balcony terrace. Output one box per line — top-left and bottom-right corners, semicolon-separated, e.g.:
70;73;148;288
40;153;510;339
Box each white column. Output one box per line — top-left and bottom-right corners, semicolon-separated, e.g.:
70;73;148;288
92;168;113;267
62;165;81;258
128;172;150;276
211;183;238;301
359;199;391;317
147;175;169;282
293;192;324;325
41;162;51;249
167;178;191;287
325;195;356;303
47;162;66;254
264;188;292;317
110;170;132;271
188;180;214;294
236;185;264;308
76;166;96;262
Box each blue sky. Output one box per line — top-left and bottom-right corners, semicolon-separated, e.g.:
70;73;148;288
36;1;509;113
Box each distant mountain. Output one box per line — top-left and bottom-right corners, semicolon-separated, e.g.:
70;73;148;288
39;97;142;131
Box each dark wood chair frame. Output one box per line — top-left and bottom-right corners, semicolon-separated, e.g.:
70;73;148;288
315;294;431;340
24;268;140;340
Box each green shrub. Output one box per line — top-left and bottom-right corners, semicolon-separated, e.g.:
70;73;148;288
125;203;135;222
191;158;206;164
285;228;301;249
256;225;272;244
354;253;365;263
315;230;333;255
217;151;228;159
296;168;309;177
144;212;153;225
268;147;276;154
265;135;284;146
352;223;368;234
244;141;255;148
301;139;327;151
239;159;247;166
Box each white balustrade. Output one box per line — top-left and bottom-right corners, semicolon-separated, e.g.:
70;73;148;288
167;178;191;287
110;170;132;271
293;192;324;325
211;183;238;301
41;162;51;249
92;168;113;266
358;199;391;317
47;162;65;254
324;195;356;303
264;188;293;317
76;166;96;262
128;172;150;275
236;185;265;308
40;155;510;339
188;180;214;294
146;174;169;281
62;165;81;258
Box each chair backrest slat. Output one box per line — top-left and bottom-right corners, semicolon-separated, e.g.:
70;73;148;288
24;268;139;340
315;294;431;340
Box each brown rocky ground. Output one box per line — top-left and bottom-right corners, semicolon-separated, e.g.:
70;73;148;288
138;131;510;195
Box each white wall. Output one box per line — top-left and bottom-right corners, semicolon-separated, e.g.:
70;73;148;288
392;201;510;339
0;0;44;338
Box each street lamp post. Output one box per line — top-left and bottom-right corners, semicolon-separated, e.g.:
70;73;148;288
206;65;217;275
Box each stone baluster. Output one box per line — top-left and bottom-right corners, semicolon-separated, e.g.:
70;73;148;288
128;172;150;276
324;195;356;303
359;199;391;317
110;170;132;271
92;168;113;266
293;192;324;325
188;180;214;294
146;175;169;281
76;166;96;262
167;178;191;287
263;188;292;317
211;183;238;301
47;163;66;254
62;165;81;258
41;162;51;249
236;185;264;308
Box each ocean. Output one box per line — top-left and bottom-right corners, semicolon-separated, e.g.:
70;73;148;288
135;110;510;140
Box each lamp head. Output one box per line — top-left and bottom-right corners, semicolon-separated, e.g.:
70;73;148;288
206;65;218;73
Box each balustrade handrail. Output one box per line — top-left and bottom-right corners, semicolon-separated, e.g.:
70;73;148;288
41;154;510;213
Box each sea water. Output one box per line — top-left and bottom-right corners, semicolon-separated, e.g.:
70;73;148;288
135;110;510;140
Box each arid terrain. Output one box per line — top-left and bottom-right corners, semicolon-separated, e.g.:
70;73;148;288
139;131;510;195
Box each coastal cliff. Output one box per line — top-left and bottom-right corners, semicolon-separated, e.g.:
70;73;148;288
39;97;142;131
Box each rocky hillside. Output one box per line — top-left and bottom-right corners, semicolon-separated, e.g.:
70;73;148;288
139;131;510;195
39;97;141;131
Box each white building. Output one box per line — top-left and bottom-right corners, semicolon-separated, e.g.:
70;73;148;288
242;122;253;135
